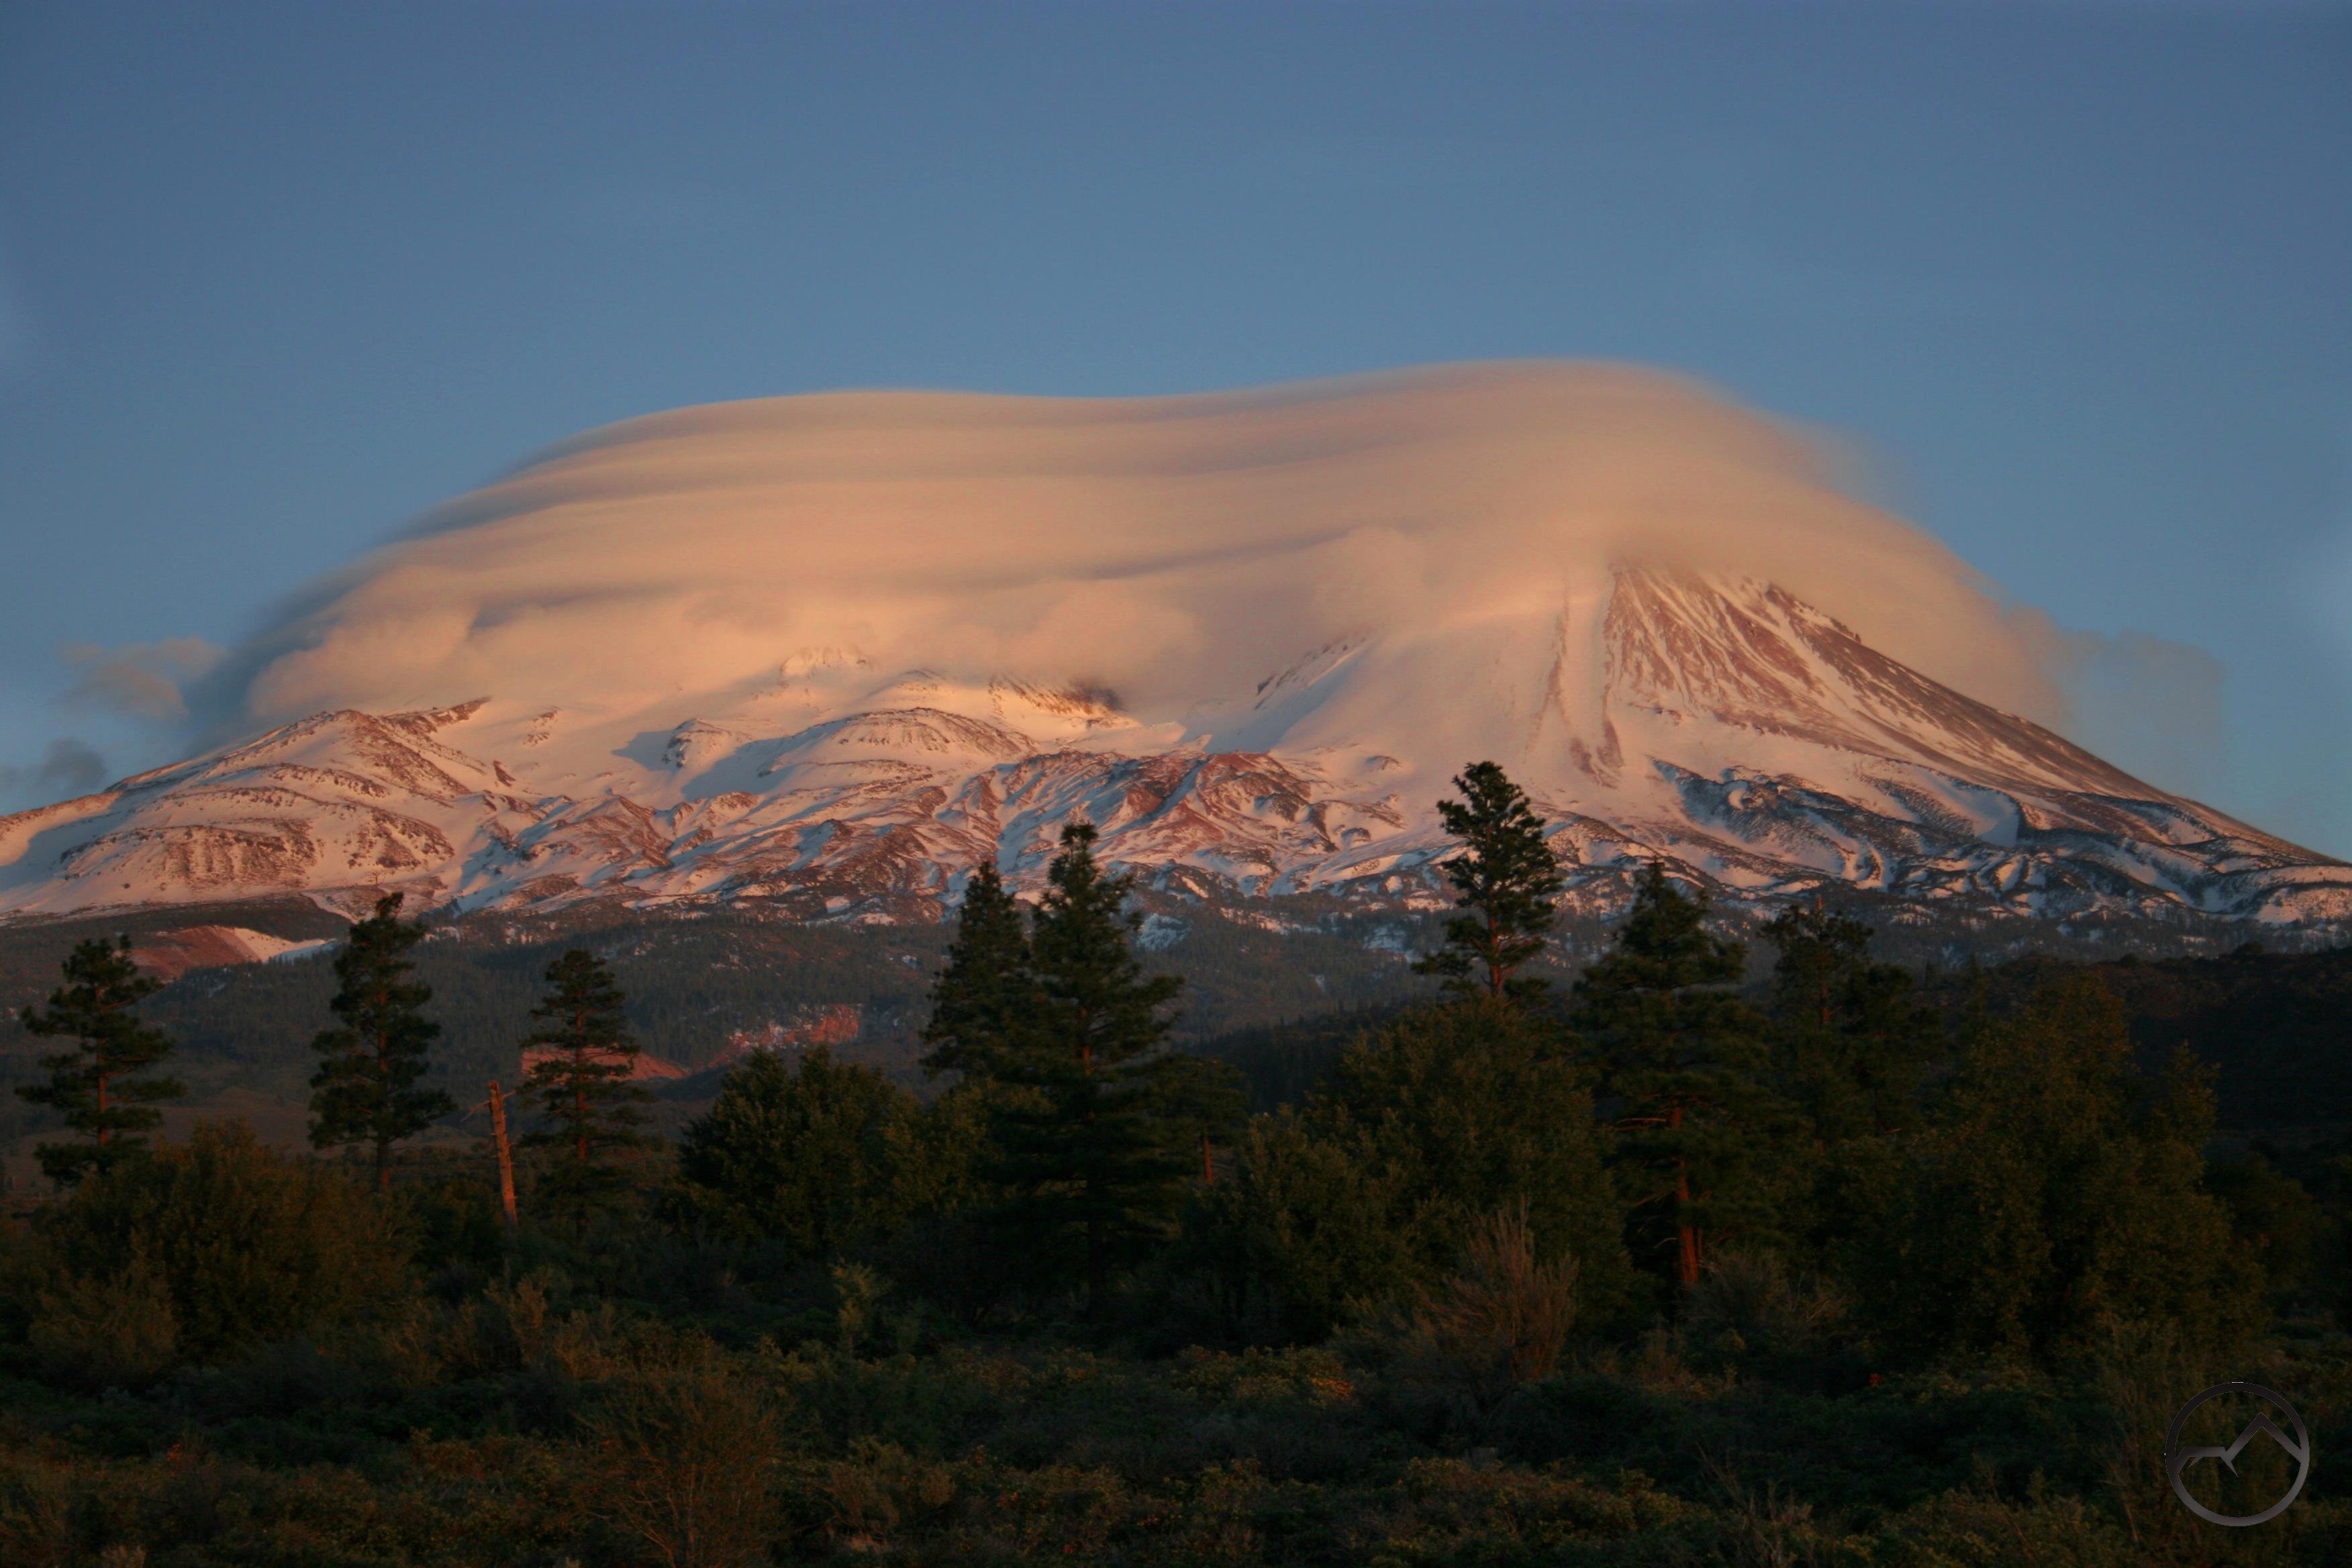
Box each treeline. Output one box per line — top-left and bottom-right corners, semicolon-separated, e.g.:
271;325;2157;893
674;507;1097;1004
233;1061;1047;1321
9;765;2341;1353
1;763;2349;1564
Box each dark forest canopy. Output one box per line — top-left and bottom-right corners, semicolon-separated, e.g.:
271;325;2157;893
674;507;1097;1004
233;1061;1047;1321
3;781;2351;1561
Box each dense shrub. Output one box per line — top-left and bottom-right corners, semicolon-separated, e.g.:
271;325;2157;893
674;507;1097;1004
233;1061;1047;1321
1857;976;2263;1367
669;1047;979;1255
1195;1000;1636;1340
4;1120;408;1383
578;1330;781;1568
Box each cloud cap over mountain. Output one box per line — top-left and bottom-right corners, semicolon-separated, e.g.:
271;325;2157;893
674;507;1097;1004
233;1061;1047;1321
199;361;2069;745
14;362;2343;936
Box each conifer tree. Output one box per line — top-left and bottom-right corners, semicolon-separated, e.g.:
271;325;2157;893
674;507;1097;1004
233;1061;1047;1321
670;1046;976;1255
987;822;1241;1313
1857;974;2261;1365
309;892;454;1191
1759;899;1936;1142
1197;997;1652;1341
16;936;182;1187
1413;761;1563;1002
920;861;1038;1081
518;948;654;1234
1575;863;1768;1290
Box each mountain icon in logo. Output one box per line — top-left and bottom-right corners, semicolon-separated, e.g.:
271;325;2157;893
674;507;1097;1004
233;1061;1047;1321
2166;1381;2313;1527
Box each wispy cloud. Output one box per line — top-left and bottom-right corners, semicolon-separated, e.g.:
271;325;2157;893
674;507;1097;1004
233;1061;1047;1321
0;737;107;804
205;362;2081;751
61;637;225;722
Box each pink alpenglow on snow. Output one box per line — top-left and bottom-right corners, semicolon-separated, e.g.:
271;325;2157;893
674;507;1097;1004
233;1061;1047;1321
0;363;2342;931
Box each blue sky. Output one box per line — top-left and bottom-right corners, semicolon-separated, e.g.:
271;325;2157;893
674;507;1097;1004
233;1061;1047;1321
1;1;2347;850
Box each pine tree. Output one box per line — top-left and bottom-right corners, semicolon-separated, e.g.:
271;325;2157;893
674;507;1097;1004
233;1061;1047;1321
16;936;182;1187
1759;899;1936;1142
670;1046;977;1255
309;892;454;1191
920;861;1038;1081
1755;899;1937;1271
1575;863;1769;1291
1413;761;1563;1002
1857;974;2261;1365
518;949;654;1235
987;822;1241;1313
1324;1001;1637;1330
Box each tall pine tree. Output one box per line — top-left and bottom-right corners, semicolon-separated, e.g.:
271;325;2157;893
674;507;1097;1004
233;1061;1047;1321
1413;761;1563;1002
1755;899;1938;1271
1759;899;1936;1142
1575;863;1769;1291
309;892;453;1191
518;948;654;1235
920;861;1038;1081
985;822;1240;1314
17;936;182;1186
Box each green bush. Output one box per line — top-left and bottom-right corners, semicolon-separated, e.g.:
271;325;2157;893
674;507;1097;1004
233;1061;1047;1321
669;1046;979;1256
578;1330;781;1568
1195;1001;1637;1340
1857;977;2263;1367
5;1120;409;1382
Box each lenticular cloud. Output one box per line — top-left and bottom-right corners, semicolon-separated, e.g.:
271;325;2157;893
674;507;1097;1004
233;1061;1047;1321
201;360;2066;743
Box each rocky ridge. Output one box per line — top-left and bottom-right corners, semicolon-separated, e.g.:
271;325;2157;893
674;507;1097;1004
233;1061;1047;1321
1;568;2343;941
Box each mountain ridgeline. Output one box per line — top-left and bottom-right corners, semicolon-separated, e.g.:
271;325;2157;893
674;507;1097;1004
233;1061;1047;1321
0;565;2344;946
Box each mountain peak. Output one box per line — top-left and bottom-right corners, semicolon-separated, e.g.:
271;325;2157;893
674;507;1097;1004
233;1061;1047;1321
1;569;2341;936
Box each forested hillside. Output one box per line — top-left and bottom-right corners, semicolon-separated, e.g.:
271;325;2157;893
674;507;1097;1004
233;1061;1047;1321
3;779;2350;1563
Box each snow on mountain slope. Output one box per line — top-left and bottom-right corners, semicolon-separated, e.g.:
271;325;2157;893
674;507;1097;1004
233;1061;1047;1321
128;925;336;983
6;364;2340;937
3;567;2343;932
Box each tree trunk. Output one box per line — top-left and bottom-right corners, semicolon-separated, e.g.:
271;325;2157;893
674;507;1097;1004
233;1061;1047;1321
488;1079;518;1233
1079;1007;1097;1311
1675;1159;1700;1288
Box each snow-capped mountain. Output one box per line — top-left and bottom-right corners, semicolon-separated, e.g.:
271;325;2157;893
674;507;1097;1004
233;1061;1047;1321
3;565;2342;934
5;364;2340;942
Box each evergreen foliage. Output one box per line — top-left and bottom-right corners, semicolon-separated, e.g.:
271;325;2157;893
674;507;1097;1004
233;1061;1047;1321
1191;1105;1414;1340
1858;973;2263;1365
6;1120;407;1382
1574;863;1772;1291
977;823;1242;1312
1412;761;1563;1001
15;936;182;1187
0;826;2341;1563
2206;1150;2330;1301
669;1046;979;1255
1325;1001;1638;1328
518;948;655;1234
918;861;1036;1081
1756;900;1939;1268
307;892;454;1191
1759;899;1937;1141
1198;1001;1636;1340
